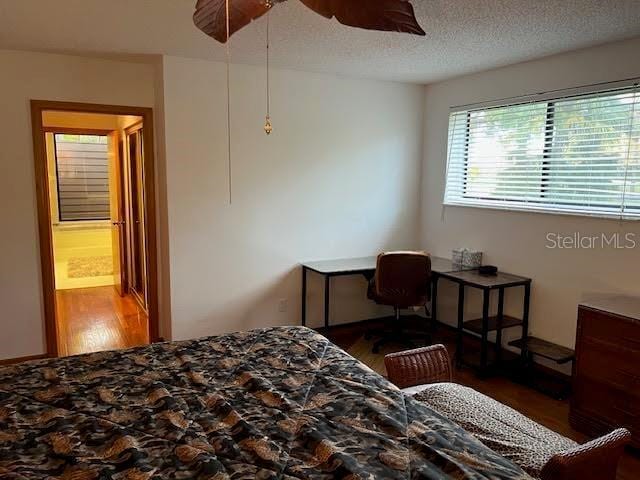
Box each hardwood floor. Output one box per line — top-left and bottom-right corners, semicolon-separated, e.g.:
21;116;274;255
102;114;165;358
326;321;640;480
55;286;149;356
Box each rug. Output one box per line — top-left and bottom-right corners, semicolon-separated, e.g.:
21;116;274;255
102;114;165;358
67;255;113;278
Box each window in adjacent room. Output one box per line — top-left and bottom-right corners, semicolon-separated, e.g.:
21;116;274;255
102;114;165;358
444;84;640;219
54;134;110;221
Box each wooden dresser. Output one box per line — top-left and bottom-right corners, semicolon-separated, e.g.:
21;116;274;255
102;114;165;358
570;294;640;448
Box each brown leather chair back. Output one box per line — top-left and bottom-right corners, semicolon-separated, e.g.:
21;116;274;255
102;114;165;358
540;428;631;480
371;251;431;308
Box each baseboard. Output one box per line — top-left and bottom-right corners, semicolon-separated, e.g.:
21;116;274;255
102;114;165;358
0;353;49;366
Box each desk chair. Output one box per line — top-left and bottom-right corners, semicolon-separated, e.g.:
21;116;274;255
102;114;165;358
366;251;432;353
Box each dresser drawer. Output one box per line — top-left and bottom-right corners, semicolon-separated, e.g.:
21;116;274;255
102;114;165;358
573;299;640;445
579;307;640;352
573;378;638;430
576;338;640;394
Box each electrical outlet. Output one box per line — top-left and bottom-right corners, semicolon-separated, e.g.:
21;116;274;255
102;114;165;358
278;299;288;313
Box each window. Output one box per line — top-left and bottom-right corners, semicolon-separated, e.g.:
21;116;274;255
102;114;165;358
444;85;640;219
54;134;110;221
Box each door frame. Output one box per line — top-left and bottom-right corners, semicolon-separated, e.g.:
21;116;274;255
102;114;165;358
31;100;160;357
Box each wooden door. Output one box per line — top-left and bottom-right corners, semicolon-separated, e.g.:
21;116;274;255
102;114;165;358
107;131;126;296
126;127;148;309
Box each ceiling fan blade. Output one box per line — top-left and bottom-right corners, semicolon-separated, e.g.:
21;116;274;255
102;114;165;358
298;0;425;36
193;0;273;43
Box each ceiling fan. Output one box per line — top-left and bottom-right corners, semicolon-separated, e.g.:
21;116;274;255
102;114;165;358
193;0;426;43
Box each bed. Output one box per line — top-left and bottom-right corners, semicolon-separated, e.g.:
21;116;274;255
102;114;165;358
0;326;531;479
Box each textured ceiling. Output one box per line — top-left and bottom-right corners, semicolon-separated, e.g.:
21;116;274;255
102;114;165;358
1;0;639;83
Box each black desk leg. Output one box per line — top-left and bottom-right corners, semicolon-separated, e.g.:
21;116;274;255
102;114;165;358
521;282;531;362
431;276;439;331
456;283;465;368
495;288;505;364
301;266;307;327
480;289;490;374
324;275;331;332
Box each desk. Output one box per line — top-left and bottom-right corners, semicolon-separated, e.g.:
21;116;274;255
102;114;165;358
300;255;472;330
436;269;531;375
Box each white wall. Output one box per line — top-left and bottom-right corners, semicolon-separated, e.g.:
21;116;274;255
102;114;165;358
160;56;424;340
422;38;640;354
0;49;156;360
0;48;422;359
15;38;636;360
153;58;173;341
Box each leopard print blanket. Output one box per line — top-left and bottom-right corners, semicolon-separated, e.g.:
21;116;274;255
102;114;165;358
413;383;577;479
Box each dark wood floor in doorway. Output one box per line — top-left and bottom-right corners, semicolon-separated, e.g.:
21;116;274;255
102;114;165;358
56;286;149;357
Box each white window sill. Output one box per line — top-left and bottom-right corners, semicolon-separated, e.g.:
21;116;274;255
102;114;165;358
442;200;640;222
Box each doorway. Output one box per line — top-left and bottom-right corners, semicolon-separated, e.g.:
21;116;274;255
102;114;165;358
31;102;159;357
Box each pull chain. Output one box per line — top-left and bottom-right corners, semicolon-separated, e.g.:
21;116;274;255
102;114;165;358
264;8;273;135
225;0;232;204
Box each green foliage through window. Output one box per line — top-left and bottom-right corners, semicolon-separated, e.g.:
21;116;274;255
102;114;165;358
445;85;640;218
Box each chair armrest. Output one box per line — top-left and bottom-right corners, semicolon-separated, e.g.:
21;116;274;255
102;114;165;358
384;344;452;389
540;428;631;480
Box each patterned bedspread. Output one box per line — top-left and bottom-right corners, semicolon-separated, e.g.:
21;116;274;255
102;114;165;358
0;326;531;479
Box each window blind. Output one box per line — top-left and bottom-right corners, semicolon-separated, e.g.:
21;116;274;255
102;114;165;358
55;134;110;221
444;84;640;219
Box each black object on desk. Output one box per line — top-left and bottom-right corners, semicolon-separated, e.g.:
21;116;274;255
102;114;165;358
435;269;532;376
300;256;473;331
478;265;498;276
